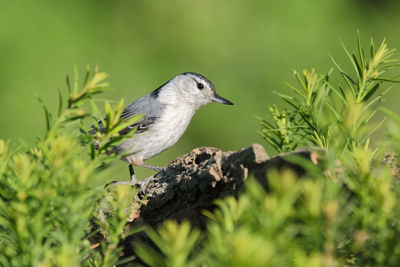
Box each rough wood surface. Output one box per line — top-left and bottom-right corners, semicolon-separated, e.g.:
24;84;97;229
127;144;324;228
118;144;324;260
128;144;268;227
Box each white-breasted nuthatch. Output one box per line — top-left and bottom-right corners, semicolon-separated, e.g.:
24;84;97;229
91;72;233;186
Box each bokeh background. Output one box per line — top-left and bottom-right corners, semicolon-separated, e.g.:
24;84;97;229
1;0;400;178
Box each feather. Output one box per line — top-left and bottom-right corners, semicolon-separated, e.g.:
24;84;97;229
89;94;165;136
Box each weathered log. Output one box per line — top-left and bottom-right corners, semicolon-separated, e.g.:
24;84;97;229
127;144;323;228
117;144;323;262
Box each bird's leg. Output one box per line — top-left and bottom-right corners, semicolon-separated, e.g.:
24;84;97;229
129;164;139;184
110;164;142;186
128;164;154;192
137;163;163;172
109;164;155;192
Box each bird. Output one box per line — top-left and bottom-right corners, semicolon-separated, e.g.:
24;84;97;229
90;72;233;186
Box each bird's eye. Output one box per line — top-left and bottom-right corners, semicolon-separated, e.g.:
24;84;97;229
197;83;204;90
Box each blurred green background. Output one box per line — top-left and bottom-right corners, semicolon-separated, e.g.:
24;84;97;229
1;0;400;178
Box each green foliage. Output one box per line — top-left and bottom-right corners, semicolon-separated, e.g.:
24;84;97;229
0;67;139;266
90;185;137;266
135;221;202;267
259;33;400;153
136;35;400;266
1;35;400;267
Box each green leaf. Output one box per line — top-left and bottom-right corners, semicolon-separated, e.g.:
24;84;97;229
352;53;363;79
357;31;365;69
362;83;380;101
36;95;51;133
57;89;63;117
340;40;361;81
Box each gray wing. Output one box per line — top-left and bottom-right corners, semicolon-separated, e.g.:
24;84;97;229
118;116;158;135
89;94;165;136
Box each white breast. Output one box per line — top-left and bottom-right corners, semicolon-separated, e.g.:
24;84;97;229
120;104;197;163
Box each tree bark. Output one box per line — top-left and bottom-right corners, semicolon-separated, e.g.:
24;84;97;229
119;144;324;260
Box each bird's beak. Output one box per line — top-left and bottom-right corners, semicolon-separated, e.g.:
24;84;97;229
210;93;234;105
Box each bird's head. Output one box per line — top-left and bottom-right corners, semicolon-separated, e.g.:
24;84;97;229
157;72;233;108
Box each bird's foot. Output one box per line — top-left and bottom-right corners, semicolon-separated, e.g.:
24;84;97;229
107;164;155;192
137;163;163;172
110;173;143;186
109;174;153;193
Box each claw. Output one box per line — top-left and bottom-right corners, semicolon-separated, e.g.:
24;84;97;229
137;163;163;172
106;164;154;192
109;175;153;193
